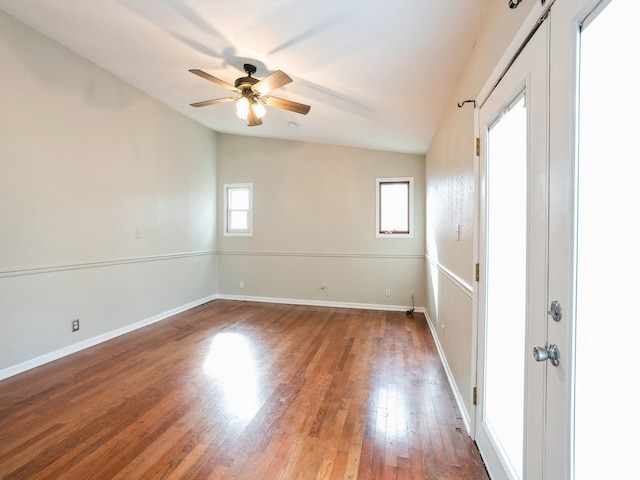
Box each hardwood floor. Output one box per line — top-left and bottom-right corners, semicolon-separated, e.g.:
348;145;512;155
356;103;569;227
0;300;488;479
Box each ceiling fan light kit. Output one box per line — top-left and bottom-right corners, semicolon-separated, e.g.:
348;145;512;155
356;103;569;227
189;63;310;127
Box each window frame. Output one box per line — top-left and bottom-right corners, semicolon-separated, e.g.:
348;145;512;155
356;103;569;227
224;183;253;236
376;177;414;238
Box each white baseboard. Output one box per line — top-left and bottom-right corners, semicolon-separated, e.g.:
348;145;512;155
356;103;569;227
216;293;425;314
423;310;472;435
1;294;424;382
0;294;217;382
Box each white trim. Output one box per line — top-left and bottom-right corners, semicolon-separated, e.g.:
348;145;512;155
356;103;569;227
0;251;216;278
472;106;481;439
216;293;425;314
424;309;472;435
425;254;473;297
375;177;414;238
224;183;253;236
217;250;424;260
1;251;425;279
0;294;218;381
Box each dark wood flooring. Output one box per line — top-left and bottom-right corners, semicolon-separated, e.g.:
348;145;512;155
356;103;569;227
0;300;488;479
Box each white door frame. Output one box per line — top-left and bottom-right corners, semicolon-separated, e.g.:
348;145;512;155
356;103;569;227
471;2;557;480
472;2;555;440
474;17;549;480
546;0;616;477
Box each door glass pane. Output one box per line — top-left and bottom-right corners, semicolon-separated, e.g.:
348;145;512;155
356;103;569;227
575;1;640;478
485;94;527;480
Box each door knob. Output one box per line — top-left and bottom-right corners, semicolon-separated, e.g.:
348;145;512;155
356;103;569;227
533;344;560;366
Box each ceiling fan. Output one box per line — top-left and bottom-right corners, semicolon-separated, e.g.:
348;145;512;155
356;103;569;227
188;64;311;127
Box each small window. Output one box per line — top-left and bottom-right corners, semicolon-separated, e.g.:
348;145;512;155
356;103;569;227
224;183;252;236
376;177;413;238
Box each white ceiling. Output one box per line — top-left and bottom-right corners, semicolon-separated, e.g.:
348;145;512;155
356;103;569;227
0;0;491;155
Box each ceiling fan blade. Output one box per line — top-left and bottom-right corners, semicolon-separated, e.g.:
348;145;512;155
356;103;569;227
189;97;236;108
247;106;263;127
262;96;311;115
189;69;238;92
253;70;292;95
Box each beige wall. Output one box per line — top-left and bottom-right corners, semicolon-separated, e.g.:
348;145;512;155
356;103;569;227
0;8;426;377
217;134;425;309
425;0;535;421
0;11;218;375
1;0;537;394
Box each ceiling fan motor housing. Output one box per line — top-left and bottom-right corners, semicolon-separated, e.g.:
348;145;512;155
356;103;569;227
235;76;258;90
235;63;259;91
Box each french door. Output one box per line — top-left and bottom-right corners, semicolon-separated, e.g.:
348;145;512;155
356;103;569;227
476;0;639;478
476;17;548;480
550;0;640;478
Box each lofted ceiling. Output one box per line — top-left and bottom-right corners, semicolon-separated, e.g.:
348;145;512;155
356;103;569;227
0;0;491;155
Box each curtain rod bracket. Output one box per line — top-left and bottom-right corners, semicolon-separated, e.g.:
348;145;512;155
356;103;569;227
457;100;476;108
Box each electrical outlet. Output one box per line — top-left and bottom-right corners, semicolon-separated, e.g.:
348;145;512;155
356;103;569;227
239;280;244;289
385;289;391;297
72;319;80;332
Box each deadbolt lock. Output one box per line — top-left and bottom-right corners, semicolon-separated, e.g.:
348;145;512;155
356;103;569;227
548;300;562;322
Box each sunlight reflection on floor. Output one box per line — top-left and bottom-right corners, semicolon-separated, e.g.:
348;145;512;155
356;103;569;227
203;332;261;421
375;384;409;442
